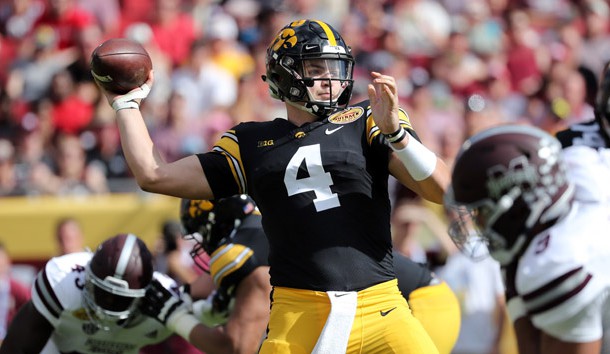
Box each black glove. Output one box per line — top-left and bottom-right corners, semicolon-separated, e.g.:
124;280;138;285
140;279;184;324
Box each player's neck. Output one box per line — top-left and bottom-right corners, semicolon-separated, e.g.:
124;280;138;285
286;102;319;127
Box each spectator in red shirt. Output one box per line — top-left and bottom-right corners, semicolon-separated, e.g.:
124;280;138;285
32;0;95;50
147;0;197;67
49;70;93;135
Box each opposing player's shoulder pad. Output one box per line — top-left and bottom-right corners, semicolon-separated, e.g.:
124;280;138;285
32;252;92;325
556;120;605;149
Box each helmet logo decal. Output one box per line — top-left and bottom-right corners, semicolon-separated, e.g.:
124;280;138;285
190;200;214;218
271;28;297;52
328;107;364;124
486;156;538;199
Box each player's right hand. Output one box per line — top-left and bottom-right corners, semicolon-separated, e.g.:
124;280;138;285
101;70;154;111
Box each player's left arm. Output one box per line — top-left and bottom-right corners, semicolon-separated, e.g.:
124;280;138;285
389;152;450;204
368;72;450;204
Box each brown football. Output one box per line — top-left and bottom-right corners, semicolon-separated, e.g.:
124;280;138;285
90;38;152;94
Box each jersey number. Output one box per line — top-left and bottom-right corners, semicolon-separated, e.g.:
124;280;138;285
284;144;340;212
72;264;86;290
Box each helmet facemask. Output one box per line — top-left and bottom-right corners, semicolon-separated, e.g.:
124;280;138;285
446;186;529;265
288;56;353;116
83;265;146;330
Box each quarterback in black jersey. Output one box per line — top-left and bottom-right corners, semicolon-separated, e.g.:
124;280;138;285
100;19;449;354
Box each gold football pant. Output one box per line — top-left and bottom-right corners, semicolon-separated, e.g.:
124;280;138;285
259;279;439;354
409;281;461;354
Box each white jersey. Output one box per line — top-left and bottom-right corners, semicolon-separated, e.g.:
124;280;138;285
32;252;174;354
506;201;610;343
562;145;610;204
557;120;610;204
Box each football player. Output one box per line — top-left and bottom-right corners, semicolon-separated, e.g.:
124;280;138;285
181;195;272;353
445;124;610;354
393;251;461;354
177;195;460;354
0;233;229;354
99;19;449;353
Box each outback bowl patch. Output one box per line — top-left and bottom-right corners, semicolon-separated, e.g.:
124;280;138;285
328;107;364;124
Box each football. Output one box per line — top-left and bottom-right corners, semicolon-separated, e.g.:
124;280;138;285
90;38;152;94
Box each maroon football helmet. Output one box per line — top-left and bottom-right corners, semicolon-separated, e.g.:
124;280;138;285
445;125;574;265
83;233;153;329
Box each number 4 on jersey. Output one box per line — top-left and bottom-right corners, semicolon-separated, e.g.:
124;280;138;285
284;144;340;212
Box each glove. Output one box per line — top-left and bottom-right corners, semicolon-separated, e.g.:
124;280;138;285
140;279;185;324
179;283;193;309
111;83;151;111
140;279;200;340
192;288;235;327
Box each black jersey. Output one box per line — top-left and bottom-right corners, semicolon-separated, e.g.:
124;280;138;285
555;119;609;149
393;251;433;298
198;100;417;291
209;213;269;290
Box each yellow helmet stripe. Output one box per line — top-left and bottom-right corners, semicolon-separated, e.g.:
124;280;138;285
315;20;337;46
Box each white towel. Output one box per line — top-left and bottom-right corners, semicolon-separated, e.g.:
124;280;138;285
311;291;358;354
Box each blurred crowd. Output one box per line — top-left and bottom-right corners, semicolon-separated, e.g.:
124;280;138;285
0;0;608;197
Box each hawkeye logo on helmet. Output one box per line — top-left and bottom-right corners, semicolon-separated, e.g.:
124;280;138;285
190;200;214;217
272;29;297;52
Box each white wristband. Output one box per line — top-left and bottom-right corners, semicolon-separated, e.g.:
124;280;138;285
167;310;200;341
111;83;151;112
392;135;437;181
